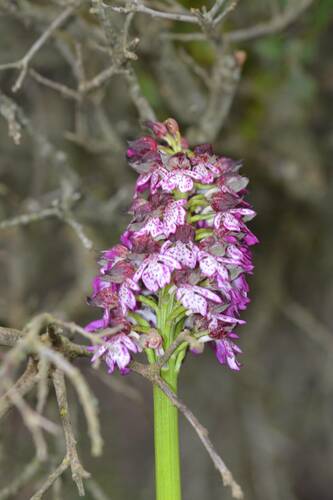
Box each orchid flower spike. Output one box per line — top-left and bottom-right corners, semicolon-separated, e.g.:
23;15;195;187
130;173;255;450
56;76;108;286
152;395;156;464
86;119;258;374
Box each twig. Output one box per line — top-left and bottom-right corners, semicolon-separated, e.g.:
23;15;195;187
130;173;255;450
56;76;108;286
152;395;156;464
52;368;90;496
162;0;313;43
0;204;93;250
61;212;94;250
51;318;124;343
155;330;189;369
0;208;59;230
0;326;22;347
36;357;50;414
0;4;80;92
112;2;199;23
38;345;103;456
0;359;38;419
124;67;156;121
79;65;121;93
188;50;244;143
0;93;22;144
30;457;70;500
225;0;313;42
208;0;228;19
29;69;80;101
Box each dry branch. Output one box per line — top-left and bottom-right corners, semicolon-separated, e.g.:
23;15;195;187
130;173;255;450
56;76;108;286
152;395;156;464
52;368;90;496
30;457;70;500
0;3;80;92
0;359;38;419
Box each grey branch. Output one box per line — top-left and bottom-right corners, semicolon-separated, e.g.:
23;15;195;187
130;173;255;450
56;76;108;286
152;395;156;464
162;0;313;44
29;69;81;101
0;3;80;92
52;368;90;496
0;200;93;251
39;345;103;456
0;359;39;420
30;457;70;500
225;0;314;42
0;207;59;230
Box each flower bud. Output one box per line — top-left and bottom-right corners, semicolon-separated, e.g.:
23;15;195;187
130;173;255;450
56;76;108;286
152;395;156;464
164;118;179;136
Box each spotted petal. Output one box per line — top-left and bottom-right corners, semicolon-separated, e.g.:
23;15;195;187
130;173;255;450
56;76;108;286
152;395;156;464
192;286;222;303
198;252;218;276
215;338;241;371
176;286;207;316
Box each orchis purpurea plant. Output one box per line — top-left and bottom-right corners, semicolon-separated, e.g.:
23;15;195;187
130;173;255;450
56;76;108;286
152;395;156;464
86;119;258;500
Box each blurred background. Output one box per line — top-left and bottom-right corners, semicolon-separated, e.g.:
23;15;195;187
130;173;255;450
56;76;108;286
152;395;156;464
0;1;333;499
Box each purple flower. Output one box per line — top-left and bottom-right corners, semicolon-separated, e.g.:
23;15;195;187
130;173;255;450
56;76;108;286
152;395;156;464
90;333;139;375
135;199;186;239
134;249;181;292
118;278;140;315
163;200;187;236
160;169;196;193
127;136;157;162
198;250;228;278
164;241;198;269
176;285;222;316
215;335;242;371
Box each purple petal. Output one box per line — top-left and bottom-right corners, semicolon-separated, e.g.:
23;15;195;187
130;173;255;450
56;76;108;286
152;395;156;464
85;318;107;332
199;252;217;276
193;286;222;303
178;174;193;193
176;287;207;315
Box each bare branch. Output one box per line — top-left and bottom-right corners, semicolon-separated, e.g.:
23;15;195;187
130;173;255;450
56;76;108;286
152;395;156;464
162;0;313;44
0;326;22;347
0;203;94;250
52;368;90;496
155;330;189;369
0;3;80;92
225;0;313;42
61;212;94;250
30;457;70;500
79;65;121;93
124;67;156;122
38;345;103;456
187;50;245;143
0;359;38;419
111;2;199;23
0;208;59;230
29;69;81;101
0;92;22;144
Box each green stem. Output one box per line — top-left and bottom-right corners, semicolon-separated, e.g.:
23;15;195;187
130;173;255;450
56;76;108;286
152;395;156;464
152;288;182;500
153;364;181;500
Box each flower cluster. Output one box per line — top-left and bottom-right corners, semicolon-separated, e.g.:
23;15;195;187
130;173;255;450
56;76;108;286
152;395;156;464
86;119;258;374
